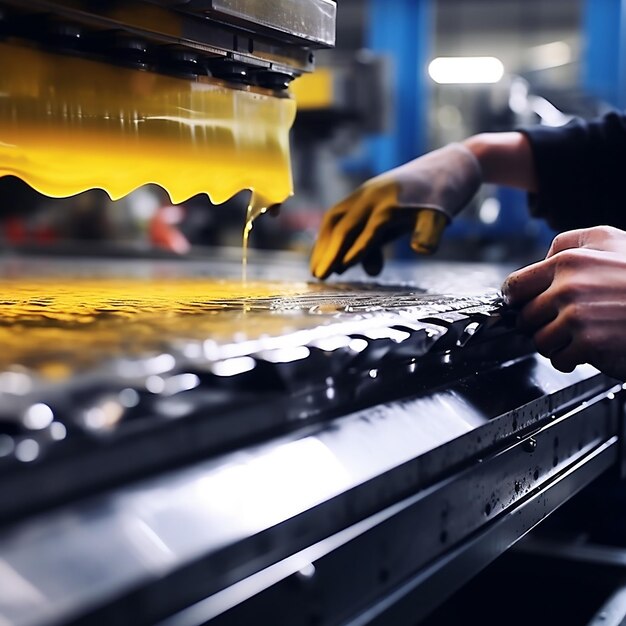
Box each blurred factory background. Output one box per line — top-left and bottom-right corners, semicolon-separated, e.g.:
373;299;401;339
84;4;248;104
287;0;618;263
2;0;624;264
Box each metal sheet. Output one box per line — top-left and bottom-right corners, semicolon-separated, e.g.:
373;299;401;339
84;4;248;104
0;256;506;379
0;256;620;625
0;256;517;522
0;353;614;625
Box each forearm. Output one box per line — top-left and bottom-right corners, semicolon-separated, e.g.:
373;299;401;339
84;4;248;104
463;132;538;192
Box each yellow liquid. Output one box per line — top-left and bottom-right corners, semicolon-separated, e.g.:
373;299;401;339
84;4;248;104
242;209;252;284
242;195;274;283
0;270;449;379
0;276;325;379
0;41;296;270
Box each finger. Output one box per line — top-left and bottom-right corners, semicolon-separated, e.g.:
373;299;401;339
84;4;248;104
502;257;555;307
411;208;449;255
342;209;391;266
313;206;371;279
550;340;586;373
310;208;345;271
532;315;573;358
362;248;384;276
546;226;626;258
546;230;584;258
518;289;559;330
310;212;347;275
343;204;420;267
344;220;415;277
311;190;363;272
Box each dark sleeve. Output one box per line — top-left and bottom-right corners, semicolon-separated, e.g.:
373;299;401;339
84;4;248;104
519;112;626;231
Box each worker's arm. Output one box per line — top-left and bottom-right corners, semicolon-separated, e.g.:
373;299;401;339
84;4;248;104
311;131;536;279
463;132;537;191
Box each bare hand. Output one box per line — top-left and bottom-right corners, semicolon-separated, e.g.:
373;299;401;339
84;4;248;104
502;226;626;379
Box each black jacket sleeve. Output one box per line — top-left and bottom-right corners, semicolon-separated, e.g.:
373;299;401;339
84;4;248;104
519;112;626;231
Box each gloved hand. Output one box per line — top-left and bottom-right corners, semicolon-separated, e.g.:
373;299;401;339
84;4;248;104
310;143;482;279
502;226;626;379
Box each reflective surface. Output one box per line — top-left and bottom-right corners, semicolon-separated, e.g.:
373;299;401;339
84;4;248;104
193;0;338;45
0;256;505;380
0;255;615;626
0;255;510;520
0;355;608;626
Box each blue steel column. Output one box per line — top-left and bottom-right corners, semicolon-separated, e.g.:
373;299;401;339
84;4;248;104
583;0;626;110
366;0;433;174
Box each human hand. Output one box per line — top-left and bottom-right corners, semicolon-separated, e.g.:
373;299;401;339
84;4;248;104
502;226;626;379
310;143;482;279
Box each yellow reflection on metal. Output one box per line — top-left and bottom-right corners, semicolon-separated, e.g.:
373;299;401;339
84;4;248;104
0;41;296;209
0;277;319;379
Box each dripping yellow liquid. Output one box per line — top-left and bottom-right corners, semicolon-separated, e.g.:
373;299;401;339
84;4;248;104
243;211;252;284
0;41;296;275
242;195;274;283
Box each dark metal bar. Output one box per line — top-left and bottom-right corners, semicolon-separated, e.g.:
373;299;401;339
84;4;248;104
157;390;620;626
348;438;619;626
180;0;337;46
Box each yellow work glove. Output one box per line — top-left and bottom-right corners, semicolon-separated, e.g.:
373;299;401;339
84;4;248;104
310;143;482;279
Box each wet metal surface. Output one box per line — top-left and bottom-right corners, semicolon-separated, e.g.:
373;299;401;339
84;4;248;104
0;256;506;376
0;357;616;626
0;256;513;521
0;255;619;626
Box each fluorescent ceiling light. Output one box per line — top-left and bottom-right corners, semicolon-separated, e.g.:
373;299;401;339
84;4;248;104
526;41;572;71
428;56;504;84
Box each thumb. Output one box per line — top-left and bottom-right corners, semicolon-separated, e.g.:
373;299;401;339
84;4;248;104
362;248;384;276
